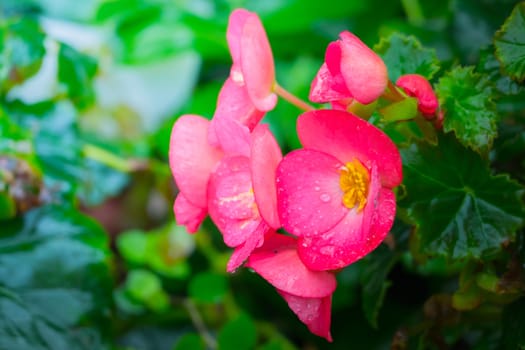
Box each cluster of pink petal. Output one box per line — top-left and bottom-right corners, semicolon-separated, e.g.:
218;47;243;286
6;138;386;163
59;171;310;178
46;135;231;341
169;8;436;342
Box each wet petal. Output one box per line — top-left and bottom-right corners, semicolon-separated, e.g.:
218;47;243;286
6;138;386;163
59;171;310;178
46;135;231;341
173;193;207;233
276;149;348;238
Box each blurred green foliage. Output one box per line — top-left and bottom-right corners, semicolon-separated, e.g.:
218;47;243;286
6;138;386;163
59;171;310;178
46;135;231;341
0;0;524;349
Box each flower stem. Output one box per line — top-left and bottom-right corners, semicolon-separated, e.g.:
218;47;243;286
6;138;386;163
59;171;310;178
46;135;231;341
182;298;218;349
401;0;424;25
382;80;407;103
274;82;315;112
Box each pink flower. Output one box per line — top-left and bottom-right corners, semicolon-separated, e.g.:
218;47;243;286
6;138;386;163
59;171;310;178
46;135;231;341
396;74;438;118
276;110;402;271
246;232;336;341
227;9;277;111
207;124;282;271
169;115;223;233
310;31;388;106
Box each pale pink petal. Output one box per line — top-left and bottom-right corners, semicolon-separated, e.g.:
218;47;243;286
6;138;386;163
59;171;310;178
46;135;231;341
240;15;277;111
251;124;282;229
208;156;265;248
173;193;207;233
226;9;251;66
246;233;336;298
210;78;265;139
309;63;350;103
226;221;267;272
297;165;393;271
297;109;402;188
210;110;251;157
279;292;333;342
338;31;387;104
276;149;348;238
169;115;223;208
396;74;438;116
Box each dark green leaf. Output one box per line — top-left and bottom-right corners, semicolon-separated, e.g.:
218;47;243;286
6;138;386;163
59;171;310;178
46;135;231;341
0;16;45;91
0;205;113;350
188;272;227;304
399;135;525;260
218;313;257;350
374;33;440;81
495;2;525;82
57;43;98;109
477;46;525;96
173;333;205;350
436;66;497;154
500;297;525;349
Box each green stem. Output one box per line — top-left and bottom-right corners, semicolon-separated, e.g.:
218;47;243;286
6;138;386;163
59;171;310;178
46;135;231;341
401;0;424;25
182;298;218;349
274;82;315;112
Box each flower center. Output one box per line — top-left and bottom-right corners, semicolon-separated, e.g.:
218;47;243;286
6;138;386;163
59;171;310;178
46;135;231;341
339;159;369;212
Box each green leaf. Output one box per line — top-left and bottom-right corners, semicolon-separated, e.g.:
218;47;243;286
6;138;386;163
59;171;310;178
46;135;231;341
501;297;525;349
218;313;257;350
495;2;525;82
125;269;170;312
477;46;525;96
361;244;394;328
399;135;525;260
57;43;98;109
0;205;113;350
0;16;46;92
188;272;227;304
173;333;205;350
374;33;440;81
360;221;408;328
436;66;497;154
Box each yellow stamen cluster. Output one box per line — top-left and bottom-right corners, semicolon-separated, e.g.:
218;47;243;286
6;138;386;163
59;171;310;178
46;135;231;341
339;159;370;212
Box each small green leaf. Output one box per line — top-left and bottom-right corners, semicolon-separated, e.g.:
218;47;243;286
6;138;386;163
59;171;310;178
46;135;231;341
0;16;46;91
173;333;205;350
374;33;440;81
495;2;525;82
218;313;257;350
125;269;170;312
188;272;227;304
58;43;98;109
501;297;525;349
436;66;497;154
399;135;525;260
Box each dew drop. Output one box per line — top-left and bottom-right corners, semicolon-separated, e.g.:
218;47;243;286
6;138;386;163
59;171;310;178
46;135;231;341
319;193;331;202
314;186;320;191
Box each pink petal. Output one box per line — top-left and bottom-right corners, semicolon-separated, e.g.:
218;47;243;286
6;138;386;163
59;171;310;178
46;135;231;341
251;124;282;229
226;221;267;272
246;233;336;298
309;63;350;104
169;115;223;208
276;149;348;238
297;109;402;188
207;156;265;247
396;74;438;116
297;165;394;270
338;31;387;104
240;15;277;111
279;292;333;342
226;9;251;66
173;193;207;233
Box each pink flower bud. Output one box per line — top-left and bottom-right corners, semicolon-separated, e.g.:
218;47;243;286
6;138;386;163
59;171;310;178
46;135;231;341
396;74;438;118
310;31;388;105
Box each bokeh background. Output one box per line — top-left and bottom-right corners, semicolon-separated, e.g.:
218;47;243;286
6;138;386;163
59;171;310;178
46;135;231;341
0;0;524;349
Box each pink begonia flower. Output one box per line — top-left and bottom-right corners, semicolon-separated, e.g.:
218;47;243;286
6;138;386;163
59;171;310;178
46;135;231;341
276;110;402;271
208;77;264;156
246;232;336;341
169;115;223;233
227;8;277;112
396;74;438;118
207;124;282;272
310;31;388;105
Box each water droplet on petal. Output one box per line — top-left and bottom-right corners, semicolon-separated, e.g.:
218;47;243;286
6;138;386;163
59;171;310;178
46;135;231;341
314;186;320;191
319;193;331;202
